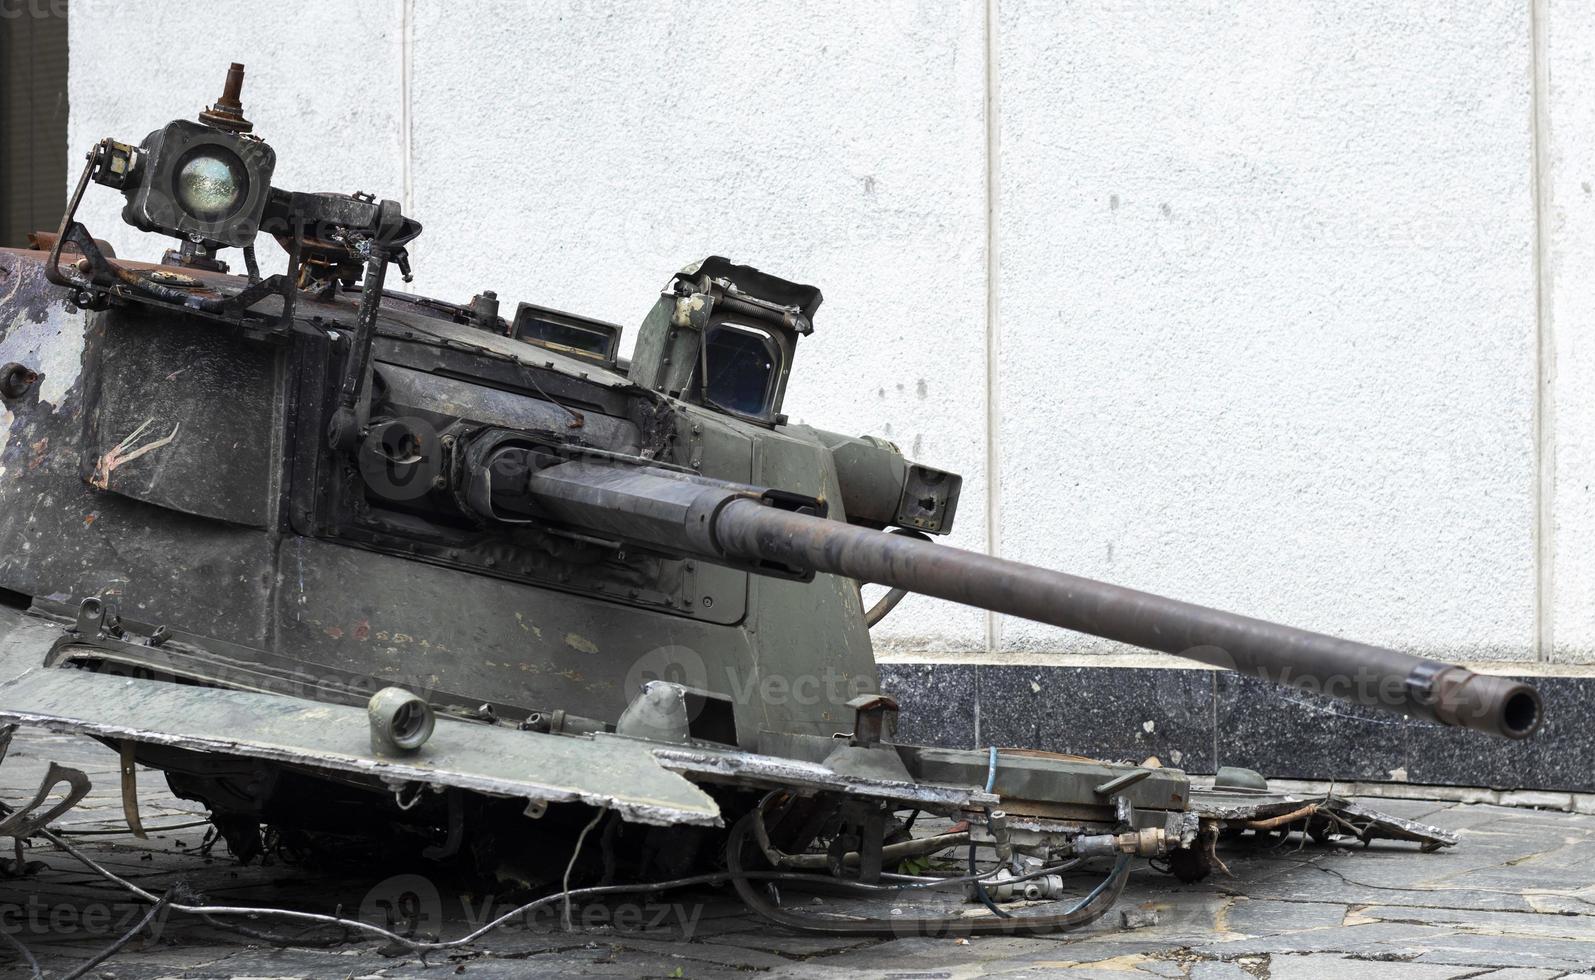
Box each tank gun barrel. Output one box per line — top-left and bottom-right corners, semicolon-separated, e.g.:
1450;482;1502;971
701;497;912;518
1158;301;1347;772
526;461;1542;740
711;499;1541;740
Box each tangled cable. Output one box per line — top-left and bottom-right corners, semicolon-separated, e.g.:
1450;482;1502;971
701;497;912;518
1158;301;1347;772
11;794;1134;972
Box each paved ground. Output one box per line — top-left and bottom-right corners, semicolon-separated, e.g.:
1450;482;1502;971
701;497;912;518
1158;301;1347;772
0;729;1591;979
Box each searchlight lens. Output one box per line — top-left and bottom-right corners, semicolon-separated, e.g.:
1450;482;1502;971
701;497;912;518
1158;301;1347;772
174;148;248;219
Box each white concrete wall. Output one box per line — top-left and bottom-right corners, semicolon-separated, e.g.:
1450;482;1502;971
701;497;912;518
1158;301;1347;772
1545;0;1595;665
996;0;1538;663
65;0;1593;665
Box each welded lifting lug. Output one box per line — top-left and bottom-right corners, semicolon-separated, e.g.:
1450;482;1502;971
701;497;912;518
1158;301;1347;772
71;595;123;641
847;694;899;748
0;362;37;402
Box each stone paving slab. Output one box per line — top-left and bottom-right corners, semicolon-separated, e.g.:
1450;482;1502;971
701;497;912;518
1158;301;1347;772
1;730;1592;978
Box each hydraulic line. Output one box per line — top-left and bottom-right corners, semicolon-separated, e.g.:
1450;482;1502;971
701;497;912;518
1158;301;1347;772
724;812;1131;936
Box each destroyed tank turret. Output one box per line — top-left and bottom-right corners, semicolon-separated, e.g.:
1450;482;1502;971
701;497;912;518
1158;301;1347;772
0;65;1541;936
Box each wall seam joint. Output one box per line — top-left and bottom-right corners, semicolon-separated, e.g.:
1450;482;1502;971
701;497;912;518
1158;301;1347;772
400;0;415;216
1529;0;1555;664
982;0;1002;656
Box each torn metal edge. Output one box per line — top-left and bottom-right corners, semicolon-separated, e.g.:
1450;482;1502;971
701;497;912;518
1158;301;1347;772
0;710;722;829
649;743;999;810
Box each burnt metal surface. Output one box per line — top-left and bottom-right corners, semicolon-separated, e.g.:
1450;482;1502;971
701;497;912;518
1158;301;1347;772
1189;787;1458;848
81;301;284;524
0;244;875;743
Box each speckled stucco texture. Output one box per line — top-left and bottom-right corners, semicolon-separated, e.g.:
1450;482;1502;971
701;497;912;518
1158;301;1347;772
996;1;1537;660
64;1;1592;663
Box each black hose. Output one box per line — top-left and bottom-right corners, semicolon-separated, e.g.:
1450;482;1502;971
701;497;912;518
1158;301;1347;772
968;836;1011;919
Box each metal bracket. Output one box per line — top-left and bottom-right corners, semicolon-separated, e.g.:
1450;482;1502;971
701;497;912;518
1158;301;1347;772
71;595;123;641
0;763;92;839
119;741;148;839
1094;768;1153;798
847;694;900;748
327;246;393;454
46;139;303;331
